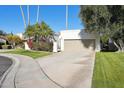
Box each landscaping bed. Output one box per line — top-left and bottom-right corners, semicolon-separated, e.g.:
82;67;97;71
92;52;124;88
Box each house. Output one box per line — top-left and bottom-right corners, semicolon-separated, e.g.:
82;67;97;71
53;29;100;52
53;6;100;52
16;33;31;50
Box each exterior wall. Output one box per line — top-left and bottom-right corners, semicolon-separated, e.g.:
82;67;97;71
59;29;100;52
16;33;24;39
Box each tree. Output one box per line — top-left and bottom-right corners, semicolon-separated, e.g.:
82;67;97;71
40;21;54;42
27;21;54;43
107;6;124;51
0;30;7;36
7;34;22;48
36;5;40;23
33;23;41;43
24;25;35;38
112;30;124;51
24;21;54;50
20;5;27;29
79;5;124;51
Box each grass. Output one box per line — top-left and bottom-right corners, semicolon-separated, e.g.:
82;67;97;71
0;49;52;59
92;52;124;88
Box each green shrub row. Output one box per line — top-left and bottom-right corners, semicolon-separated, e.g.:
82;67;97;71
32;42;53;52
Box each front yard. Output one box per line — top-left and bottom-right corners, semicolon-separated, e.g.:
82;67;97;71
0;49;52;59
92;52;124;88
1;49;124;88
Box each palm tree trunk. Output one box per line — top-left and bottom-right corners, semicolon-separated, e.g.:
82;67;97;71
20;5;27;29
27;5;30;25
66;5;68;30
36;5;40;23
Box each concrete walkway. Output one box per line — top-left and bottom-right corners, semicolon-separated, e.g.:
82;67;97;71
0;50;95;88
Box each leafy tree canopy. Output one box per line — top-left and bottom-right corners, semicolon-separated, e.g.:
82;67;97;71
79;5;124;43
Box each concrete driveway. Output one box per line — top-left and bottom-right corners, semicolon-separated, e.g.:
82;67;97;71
0;49;95;88
36;49;95;88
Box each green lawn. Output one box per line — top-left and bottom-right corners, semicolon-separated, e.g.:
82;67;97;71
0;49;52;59
92;52;124;88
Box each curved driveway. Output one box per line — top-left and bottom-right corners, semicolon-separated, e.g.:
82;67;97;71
0;49;95;88
36;50;95;88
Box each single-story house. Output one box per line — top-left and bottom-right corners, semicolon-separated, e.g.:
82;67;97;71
17;29;101;52
53;29;100;52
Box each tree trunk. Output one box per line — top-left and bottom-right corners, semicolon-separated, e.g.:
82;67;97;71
36;5;40;23
118;39;124;52
20;5;27;29
27;5;30;25
113;41;121;52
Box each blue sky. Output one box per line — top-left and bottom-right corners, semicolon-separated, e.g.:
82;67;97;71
0;5;84;34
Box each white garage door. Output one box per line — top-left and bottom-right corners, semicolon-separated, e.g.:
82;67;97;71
64;39;95;52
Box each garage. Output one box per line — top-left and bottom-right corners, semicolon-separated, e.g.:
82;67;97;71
64;39;95;52
54;30;100;52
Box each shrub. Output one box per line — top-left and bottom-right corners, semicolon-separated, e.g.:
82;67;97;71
2;45;12;49
8;45;12;49
2;45;8;49
32;41;53;52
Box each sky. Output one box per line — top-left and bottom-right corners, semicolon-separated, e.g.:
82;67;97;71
0;5;84;34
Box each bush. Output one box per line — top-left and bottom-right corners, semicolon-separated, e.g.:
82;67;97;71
15;43;25;49
2;45;8;49
32;41;53;52
8;45;12;49
2;45;12;49
0;42;5;45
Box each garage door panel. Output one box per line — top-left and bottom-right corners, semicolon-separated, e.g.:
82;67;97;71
64;39;95;52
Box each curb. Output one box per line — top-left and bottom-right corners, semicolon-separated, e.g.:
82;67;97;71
0;54;20;88
90;52;96;87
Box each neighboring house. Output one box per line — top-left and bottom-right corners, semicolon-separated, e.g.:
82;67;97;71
0;36;8;49
0;36;7;43
53;29;100;52
16;33;24;39
16;33;31;50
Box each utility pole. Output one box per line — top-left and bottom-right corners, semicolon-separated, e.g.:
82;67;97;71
36;5;40;23
20;5;27;29
27;5;30;25
66;5;68;30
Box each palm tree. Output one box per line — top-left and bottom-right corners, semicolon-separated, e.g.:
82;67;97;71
33;23;41;43
66;5;68;30
36;5;40;23
25;25;35;38
20;5;27;29
40;21;54;42
27;5;30;25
